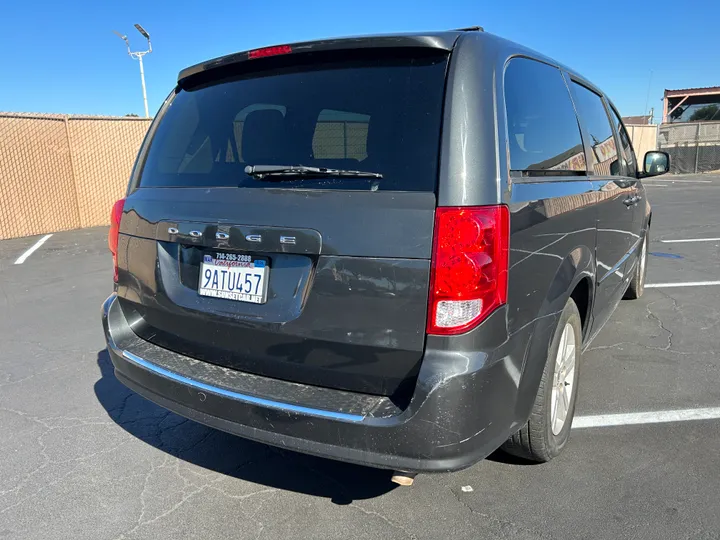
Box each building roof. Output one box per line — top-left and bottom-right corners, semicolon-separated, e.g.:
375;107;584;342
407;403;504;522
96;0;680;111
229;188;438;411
623;115;652;125
664;86;720;97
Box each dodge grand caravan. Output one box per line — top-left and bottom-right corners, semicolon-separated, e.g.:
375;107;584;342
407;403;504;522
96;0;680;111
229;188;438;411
102;28;670;481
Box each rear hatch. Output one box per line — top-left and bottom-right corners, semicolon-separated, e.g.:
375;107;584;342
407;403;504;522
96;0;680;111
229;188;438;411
116;43;451;398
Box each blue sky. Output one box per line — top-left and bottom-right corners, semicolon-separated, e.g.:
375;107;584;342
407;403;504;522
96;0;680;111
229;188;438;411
1;0;717;120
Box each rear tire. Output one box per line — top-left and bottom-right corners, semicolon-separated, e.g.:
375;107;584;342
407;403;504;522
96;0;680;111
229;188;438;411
624;231;648;300
502;298;582;463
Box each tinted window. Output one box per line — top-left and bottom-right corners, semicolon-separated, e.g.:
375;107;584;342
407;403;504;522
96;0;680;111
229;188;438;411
312;110;370;160
139;56;448;191
609;107;638;177
569;82;619;176
233;104;287;162
504;58;586;174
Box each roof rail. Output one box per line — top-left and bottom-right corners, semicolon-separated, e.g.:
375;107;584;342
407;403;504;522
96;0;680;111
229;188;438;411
454;26;484;32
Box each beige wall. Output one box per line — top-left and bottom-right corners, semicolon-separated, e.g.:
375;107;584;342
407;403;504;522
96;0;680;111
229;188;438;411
626;124;658;164
0;113;151;240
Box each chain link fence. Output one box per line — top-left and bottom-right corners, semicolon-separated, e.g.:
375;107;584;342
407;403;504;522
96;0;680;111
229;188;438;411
0;113;151;240
657;121;720;174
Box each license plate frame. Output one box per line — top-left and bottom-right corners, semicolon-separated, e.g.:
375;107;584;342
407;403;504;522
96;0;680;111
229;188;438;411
197;252;270;304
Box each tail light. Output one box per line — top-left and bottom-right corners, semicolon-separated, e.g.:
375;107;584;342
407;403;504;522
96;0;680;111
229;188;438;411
108;198;125;282
427;205;509;335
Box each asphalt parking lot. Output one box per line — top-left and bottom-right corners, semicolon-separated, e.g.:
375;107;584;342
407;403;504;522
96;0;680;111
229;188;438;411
1;174;719;540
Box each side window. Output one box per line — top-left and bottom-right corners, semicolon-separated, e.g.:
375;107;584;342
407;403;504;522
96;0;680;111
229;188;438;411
610;107;638;177
569;82;620;176
504;58;587;175
312;109;370;160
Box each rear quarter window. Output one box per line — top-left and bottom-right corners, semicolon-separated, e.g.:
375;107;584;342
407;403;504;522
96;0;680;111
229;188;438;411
138;55;449;192
504;58;587;176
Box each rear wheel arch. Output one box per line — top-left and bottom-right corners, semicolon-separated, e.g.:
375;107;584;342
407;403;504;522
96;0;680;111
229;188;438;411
569;276;593;342
510;246;594;429
502;296;582;462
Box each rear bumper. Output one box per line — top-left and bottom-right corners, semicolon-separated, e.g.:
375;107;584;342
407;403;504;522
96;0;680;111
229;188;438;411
102;293;527;472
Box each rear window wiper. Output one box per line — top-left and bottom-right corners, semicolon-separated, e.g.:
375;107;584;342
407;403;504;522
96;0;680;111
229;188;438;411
244;164;382;180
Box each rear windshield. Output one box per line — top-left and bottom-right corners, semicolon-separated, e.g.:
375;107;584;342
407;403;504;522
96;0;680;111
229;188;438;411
138;55;449;192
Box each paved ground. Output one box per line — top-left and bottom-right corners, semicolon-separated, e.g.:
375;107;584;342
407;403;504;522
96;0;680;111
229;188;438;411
1;174;719;540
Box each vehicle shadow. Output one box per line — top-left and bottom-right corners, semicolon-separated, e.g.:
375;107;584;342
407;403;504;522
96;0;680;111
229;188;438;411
485;450;541;466
94;349;396;504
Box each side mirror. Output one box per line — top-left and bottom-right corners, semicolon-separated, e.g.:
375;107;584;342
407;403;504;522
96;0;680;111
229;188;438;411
643;151;670;177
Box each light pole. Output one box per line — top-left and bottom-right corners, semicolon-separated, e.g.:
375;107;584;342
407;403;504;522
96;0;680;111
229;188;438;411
113;24;152;118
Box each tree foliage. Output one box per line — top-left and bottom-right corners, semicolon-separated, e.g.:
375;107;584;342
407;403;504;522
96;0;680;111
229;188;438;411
688;104;720;122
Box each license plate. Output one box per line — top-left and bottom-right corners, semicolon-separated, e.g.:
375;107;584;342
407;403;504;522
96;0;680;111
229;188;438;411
198;252;269;304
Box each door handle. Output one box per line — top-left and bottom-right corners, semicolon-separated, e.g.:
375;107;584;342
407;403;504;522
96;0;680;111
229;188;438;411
623;197;635;207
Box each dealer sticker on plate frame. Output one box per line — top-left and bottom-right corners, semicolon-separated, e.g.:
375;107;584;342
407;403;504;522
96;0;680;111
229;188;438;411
198;252;269;304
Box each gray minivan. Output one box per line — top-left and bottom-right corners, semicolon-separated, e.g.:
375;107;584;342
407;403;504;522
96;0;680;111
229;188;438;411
102;28;669;482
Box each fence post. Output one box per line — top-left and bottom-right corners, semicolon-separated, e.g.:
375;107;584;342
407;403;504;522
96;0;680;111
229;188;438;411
693;123;700;174
64;115;83;228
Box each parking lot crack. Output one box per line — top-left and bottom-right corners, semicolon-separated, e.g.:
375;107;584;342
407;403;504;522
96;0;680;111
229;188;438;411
0;361;80;388
176;425;214;454
209;485;278;500
645;297;678;351
129;456;173;533
450;488;551;538
349;503;418;540
0;413;131;515
109;391;134;420
587;294;701;357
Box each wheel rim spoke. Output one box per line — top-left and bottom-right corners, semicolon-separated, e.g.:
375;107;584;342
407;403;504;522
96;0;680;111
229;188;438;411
559;330;567;367
558;386;569;423
551;323;576;435
564;347;575;377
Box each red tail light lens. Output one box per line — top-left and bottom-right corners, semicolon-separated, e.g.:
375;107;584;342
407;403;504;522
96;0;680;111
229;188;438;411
427;205;509;335
247;45;292;59
109;198;125;282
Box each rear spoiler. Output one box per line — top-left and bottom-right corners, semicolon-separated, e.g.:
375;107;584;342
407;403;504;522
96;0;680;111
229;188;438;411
177;32;461;86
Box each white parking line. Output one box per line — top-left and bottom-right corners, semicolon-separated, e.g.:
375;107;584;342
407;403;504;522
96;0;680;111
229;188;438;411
646;281;720;288
573;407;720;429
14;234;53;265
660;237;720;243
